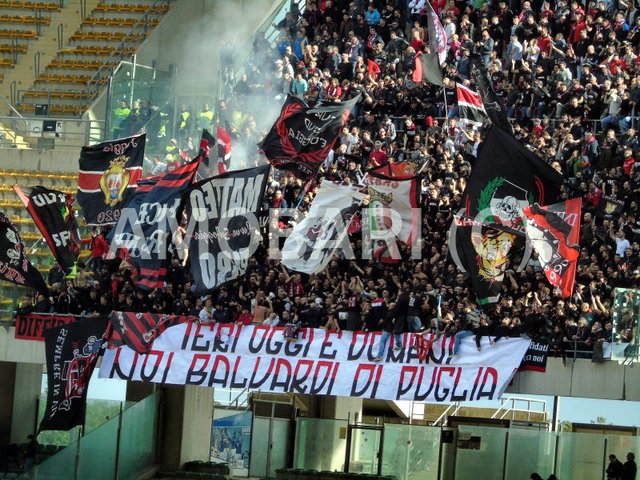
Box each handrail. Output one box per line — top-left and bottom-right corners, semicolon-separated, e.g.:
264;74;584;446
33;51;40;78
431;402;460;427
491;397;547;422
85;0;171;104
0;94;24;118
56;23;63;50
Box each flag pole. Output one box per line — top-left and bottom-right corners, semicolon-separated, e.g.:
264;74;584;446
442;83;450;131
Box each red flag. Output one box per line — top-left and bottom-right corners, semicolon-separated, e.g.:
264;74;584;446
217;125;232;174
523;198;582;298
367;59;381;79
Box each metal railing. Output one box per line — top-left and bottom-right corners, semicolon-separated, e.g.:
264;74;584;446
0;114;104;148
491;397;547;422
85;0;173;105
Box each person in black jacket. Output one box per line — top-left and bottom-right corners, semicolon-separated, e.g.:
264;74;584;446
608;454;625;480
623;452;637;480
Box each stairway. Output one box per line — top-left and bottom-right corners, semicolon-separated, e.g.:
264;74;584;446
11;0;172;117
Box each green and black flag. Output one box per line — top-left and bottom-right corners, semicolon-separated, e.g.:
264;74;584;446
449;127;563;304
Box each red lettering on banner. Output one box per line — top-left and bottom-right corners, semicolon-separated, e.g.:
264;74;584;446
141;350;166;382
160;352;174;384
414;367;437;401
449;367;468;401
207;355;231;387
350;364;383;397
249;357;276;389
310;360;338;394
14;314;79;341
290;359;314;393
396;366;420;398
229;356;248;389
269;358;292;391
476;367;498;400
434;367;457;401
186;353;211;385
248;325;270;354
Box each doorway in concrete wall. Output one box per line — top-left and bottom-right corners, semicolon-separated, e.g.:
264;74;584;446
248;400;293;478
345;425;383;475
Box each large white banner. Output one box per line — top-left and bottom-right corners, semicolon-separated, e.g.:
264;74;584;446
281;181;365;274
100;323;530;402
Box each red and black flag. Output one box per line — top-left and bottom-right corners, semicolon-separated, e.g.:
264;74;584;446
13;186;81;277
259;94;359;180
0;212;47;295
76;133;145;226
456;83;489;130
470;55;512;134
449;127;563;304
197;128;216;179
524;198;581;298
108;155;202;291
217;125;232;174
107;311;189;354
40;316;109;432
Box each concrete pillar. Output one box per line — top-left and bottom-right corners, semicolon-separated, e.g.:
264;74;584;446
10;363;42;443
159;385;214;472
319;396;363;423
0;362;16;445
125;381;156;403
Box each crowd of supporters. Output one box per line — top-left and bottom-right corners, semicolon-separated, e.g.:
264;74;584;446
24;0;640;360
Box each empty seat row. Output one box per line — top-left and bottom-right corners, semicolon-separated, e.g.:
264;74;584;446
18;103;85;115
0;1;61;11
0;42;28;53
0;29;37;38
49;59;104;69
94;3;169;13
22;90;85;99
0;14;50;24
81;16;159;27
35;73;91;84
69;31;145;42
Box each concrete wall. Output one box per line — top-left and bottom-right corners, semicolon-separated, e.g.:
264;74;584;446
507;357;640;400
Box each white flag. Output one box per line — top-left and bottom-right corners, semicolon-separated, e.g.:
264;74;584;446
282;182;365;274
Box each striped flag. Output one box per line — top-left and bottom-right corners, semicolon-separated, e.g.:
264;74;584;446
456;83;489;130
108;155;202;290
108;311;190;353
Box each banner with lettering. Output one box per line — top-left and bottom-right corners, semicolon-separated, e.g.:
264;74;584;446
185;165;270;294
40;316;109;432
14;186;81;276
518;340;549;372
99;323;530;402
15;313;82;341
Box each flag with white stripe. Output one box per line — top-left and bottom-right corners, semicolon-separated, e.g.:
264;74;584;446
456;83;489;130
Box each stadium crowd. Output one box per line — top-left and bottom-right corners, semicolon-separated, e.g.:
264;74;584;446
28;0;640;360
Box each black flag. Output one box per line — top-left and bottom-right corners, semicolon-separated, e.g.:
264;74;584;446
420;52;443;87
470;56;512;134
40;316;109;432
186;165;270;294
197;128;216;178
259;95;358;180
14;186;81;276
0;212;47;295
77;133;145;226
449;127;563;304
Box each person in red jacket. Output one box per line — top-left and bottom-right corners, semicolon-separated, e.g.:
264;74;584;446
82;228;109;276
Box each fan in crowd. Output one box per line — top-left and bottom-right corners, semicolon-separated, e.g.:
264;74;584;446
23;0;640;361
